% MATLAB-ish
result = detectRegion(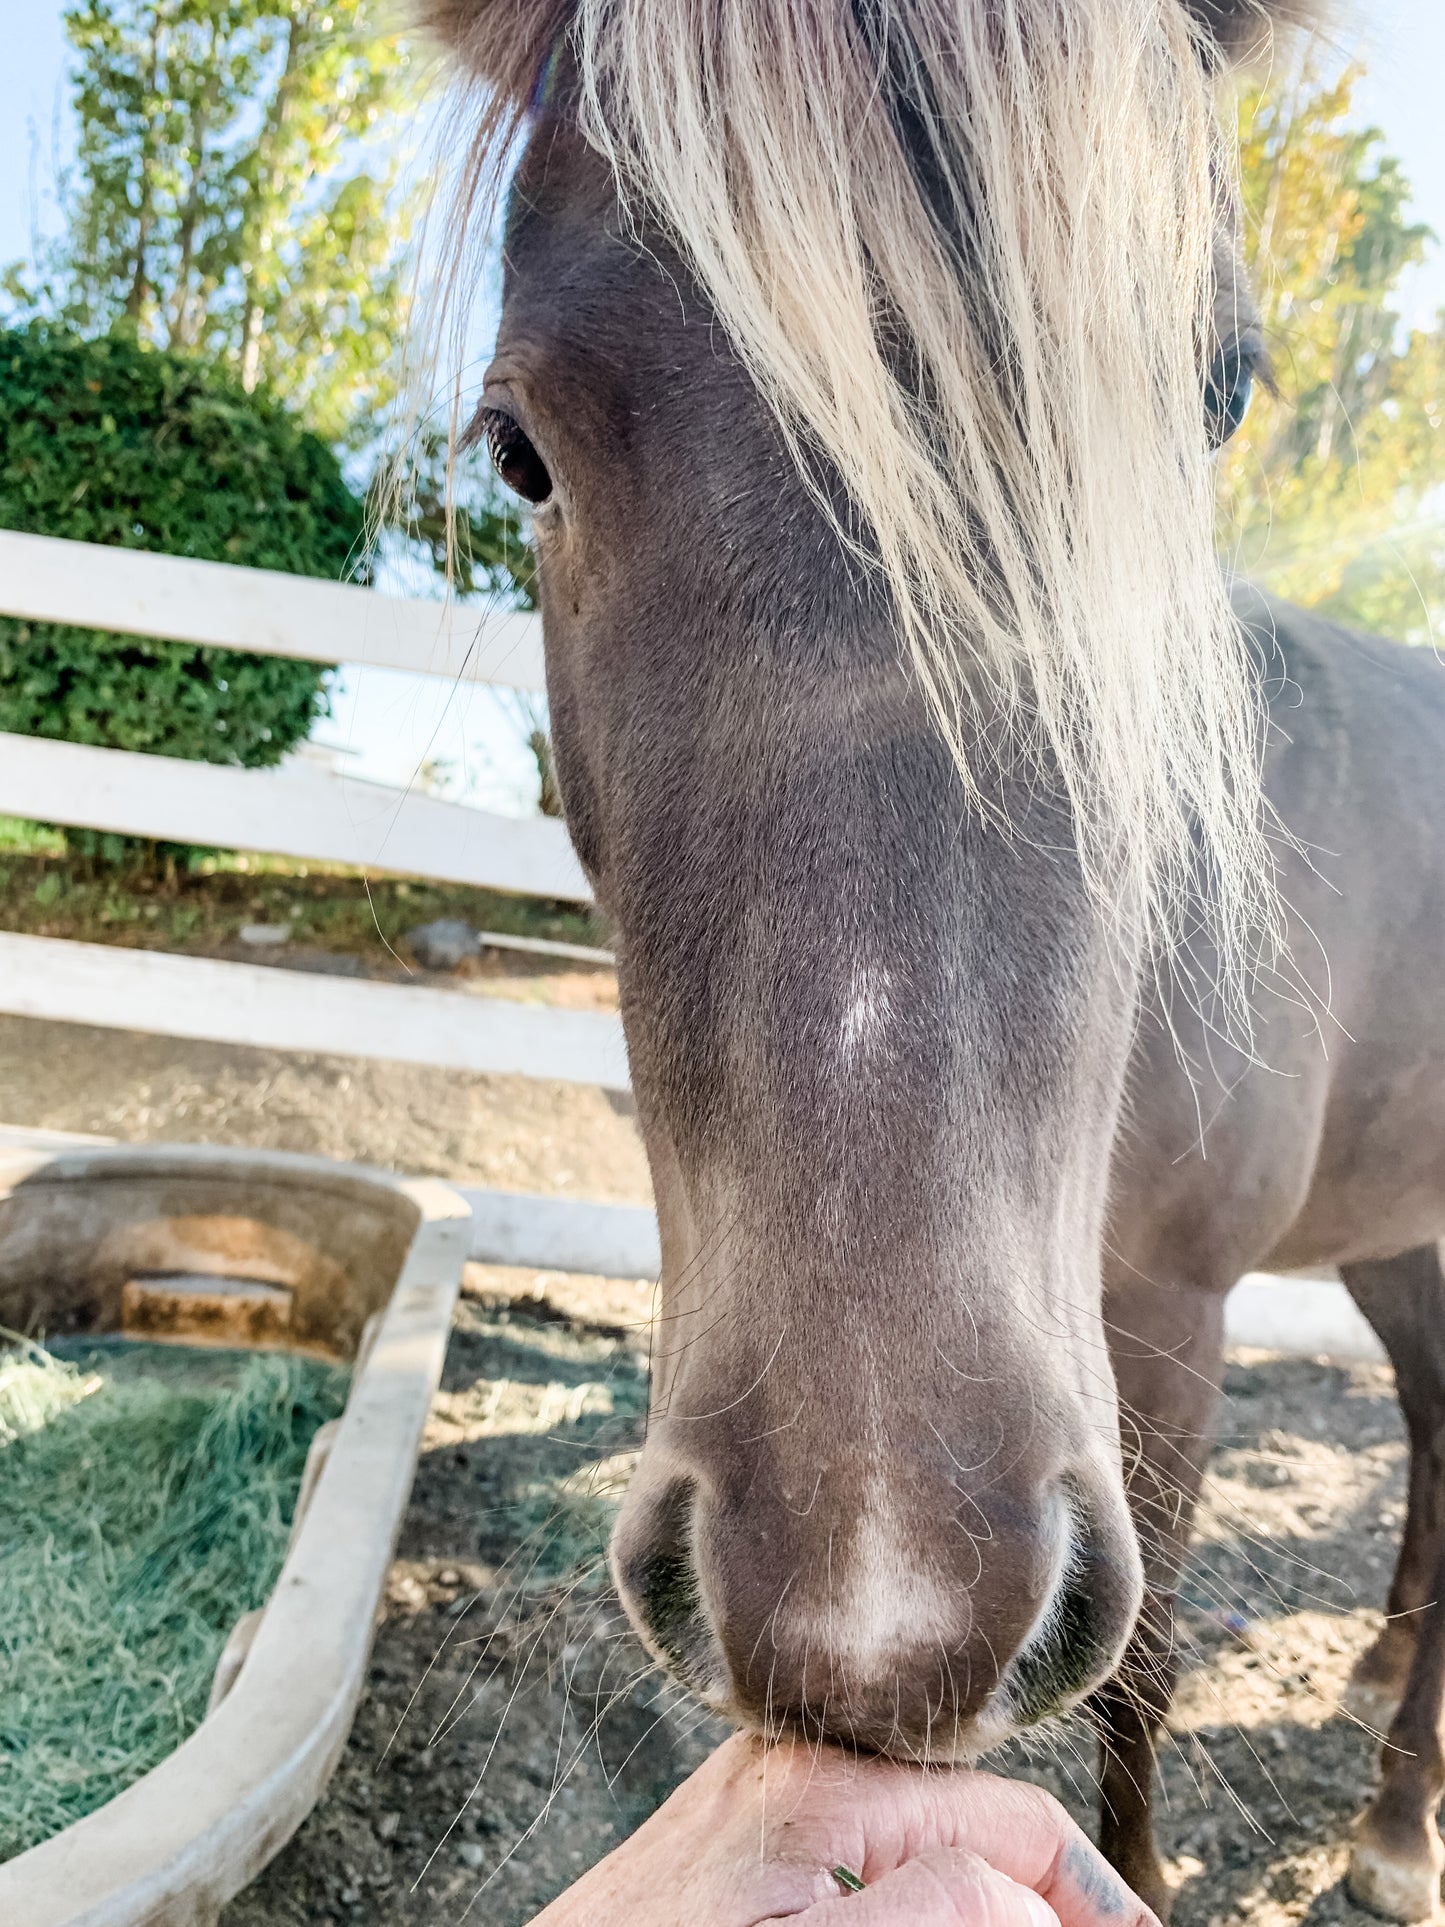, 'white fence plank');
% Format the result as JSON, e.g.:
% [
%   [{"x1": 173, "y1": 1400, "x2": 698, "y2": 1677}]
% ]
[
  {"x1": 1225, "y1": 1273, "x2": 1384, "y2": 1363},
  {"x1": 0, "y1": 530, "x2": 546, "y2": 689},
  {"x1": 460, "y1": 1186, "x2": 661, "y2": 1278},
  {"x1": 0, "y1": 934, "x2": 630, "y2": 1090},
  {"x1": 0, "y1": 731, "x2": 591, "y2": 901}
]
